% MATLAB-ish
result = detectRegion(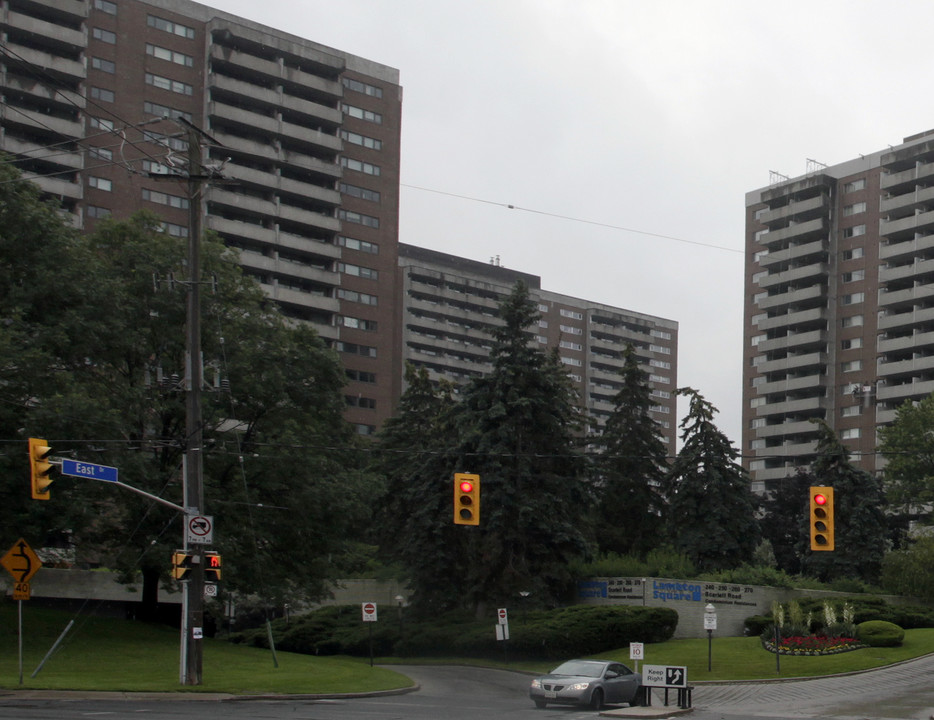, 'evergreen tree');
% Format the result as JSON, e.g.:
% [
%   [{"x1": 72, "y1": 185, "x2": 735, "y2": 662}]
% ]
[
  {"x1": 758, "y1": 468, "x2": 812, "y2": 575},
  {"x1": 591, "y1": 344, "x2": 668, "y2": 556},
  {"x1": 802, "y1": 420, "x2": 887, "y2": 583},
  {"x1": 372, "y1": 363, "x2": 461, "y2": 612},
  {"x1": 666, "y1": 388, "x2": 758, "y2": 571},
  {"x1": 450, "y1": 281, "x2": 592, "y2": 611}
]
